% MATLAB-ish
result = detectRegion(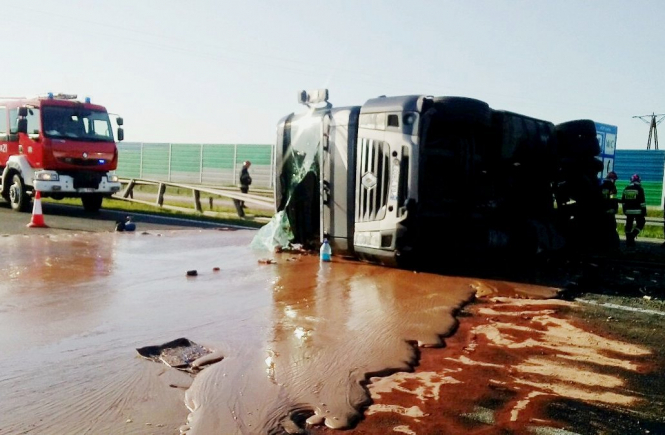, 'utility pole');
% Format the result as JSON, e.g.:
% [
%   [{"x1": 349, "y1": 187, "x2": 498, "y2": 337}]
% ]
[{"x1": 633, "y1": 113, "x2": 665, "y2": 150}]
